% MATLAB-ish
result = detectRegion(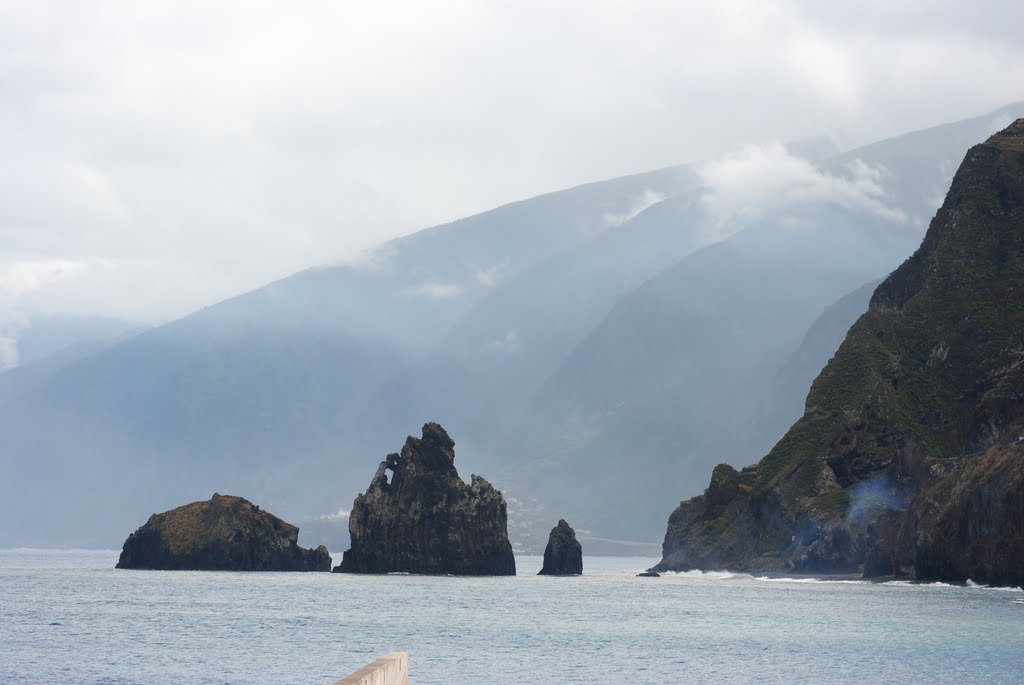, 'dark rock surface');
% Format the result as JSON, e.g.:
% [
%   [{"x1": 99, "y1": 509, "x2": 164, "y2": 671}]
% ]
[
  {"x1": 654, "y1": 120, "x2": 1024, "y2": 587},
  {"x1": 334, "y1": 423, "x2": 516, "y2": 575},
  {"x1": 116, "y1": 493, "x2": 331, "y2": 571},
  {"x1": 538, "y1": 519, "x2": 583, "y2": 575}
]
